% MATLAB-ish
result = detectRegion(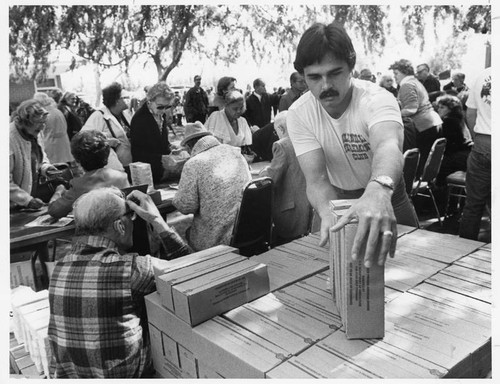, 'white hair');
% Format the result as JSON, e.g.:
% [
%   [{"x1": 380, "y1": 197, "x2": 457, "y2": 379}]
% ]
[
  {"x1": 274, "y1": 111, "x2": 288, "y2": 139},
  {"x1": 33, "y1": 92, "x2": 56, "y2": 108},
  {"x1": 73, "y1": 187, "x2": 125, "y2": 236}
]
